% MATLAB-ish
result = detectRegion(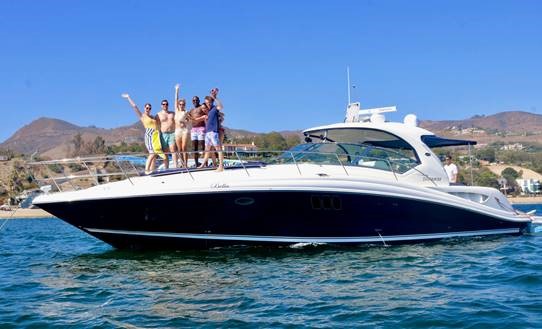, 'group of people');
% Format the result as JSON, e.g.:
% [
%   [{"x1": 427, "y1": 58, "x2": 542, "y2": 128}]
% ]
[{"x1": 122, "y1": 84, "x2": 225, "y2": 174}]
